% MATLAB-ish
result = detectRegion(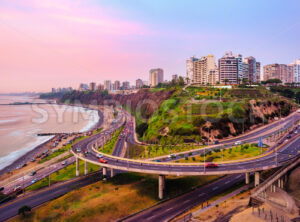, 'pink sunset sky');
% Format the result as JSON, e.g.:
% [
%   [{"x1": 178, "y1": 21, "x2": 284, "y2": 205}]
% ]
[{"x1": 1, "y1": 0, "x2": 299, "y2": 93}]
